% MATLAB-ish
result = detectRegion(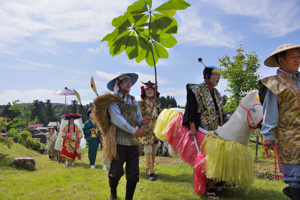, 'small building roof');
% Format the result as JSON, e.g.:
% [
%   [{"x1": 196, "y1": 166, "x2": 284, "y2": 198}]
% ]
[
  {"x1": 47, "y1": 122, "x2": 60, "y2": 127},
  {"x1": 28, "y1": 124, "x2": 44, "y2": 128}
]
